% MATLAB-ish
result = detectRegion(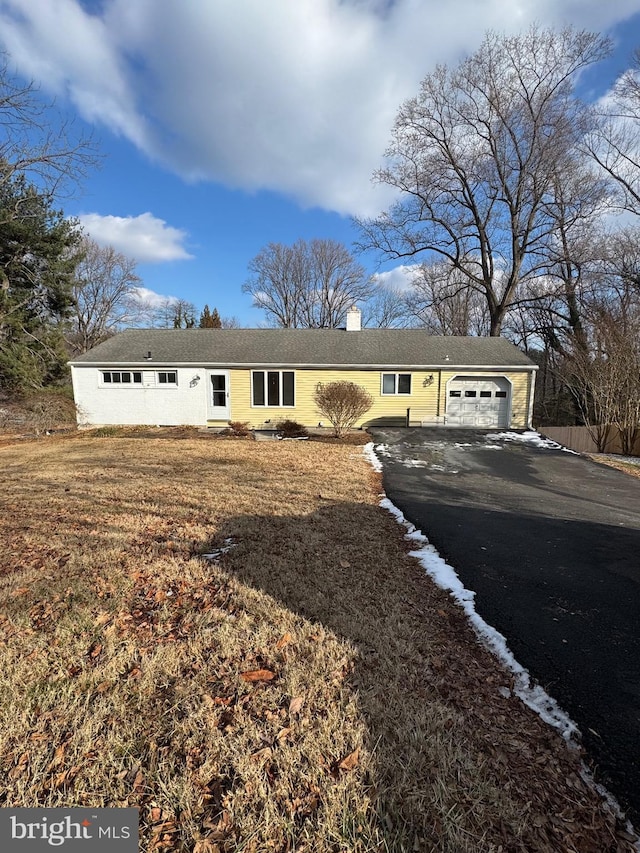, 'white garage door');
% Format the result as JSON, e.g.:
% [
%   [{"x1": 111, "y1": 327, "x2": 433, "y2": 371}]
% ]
[{"x1": 446, "y1": 376, "x2": 510, "y2": 427}]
